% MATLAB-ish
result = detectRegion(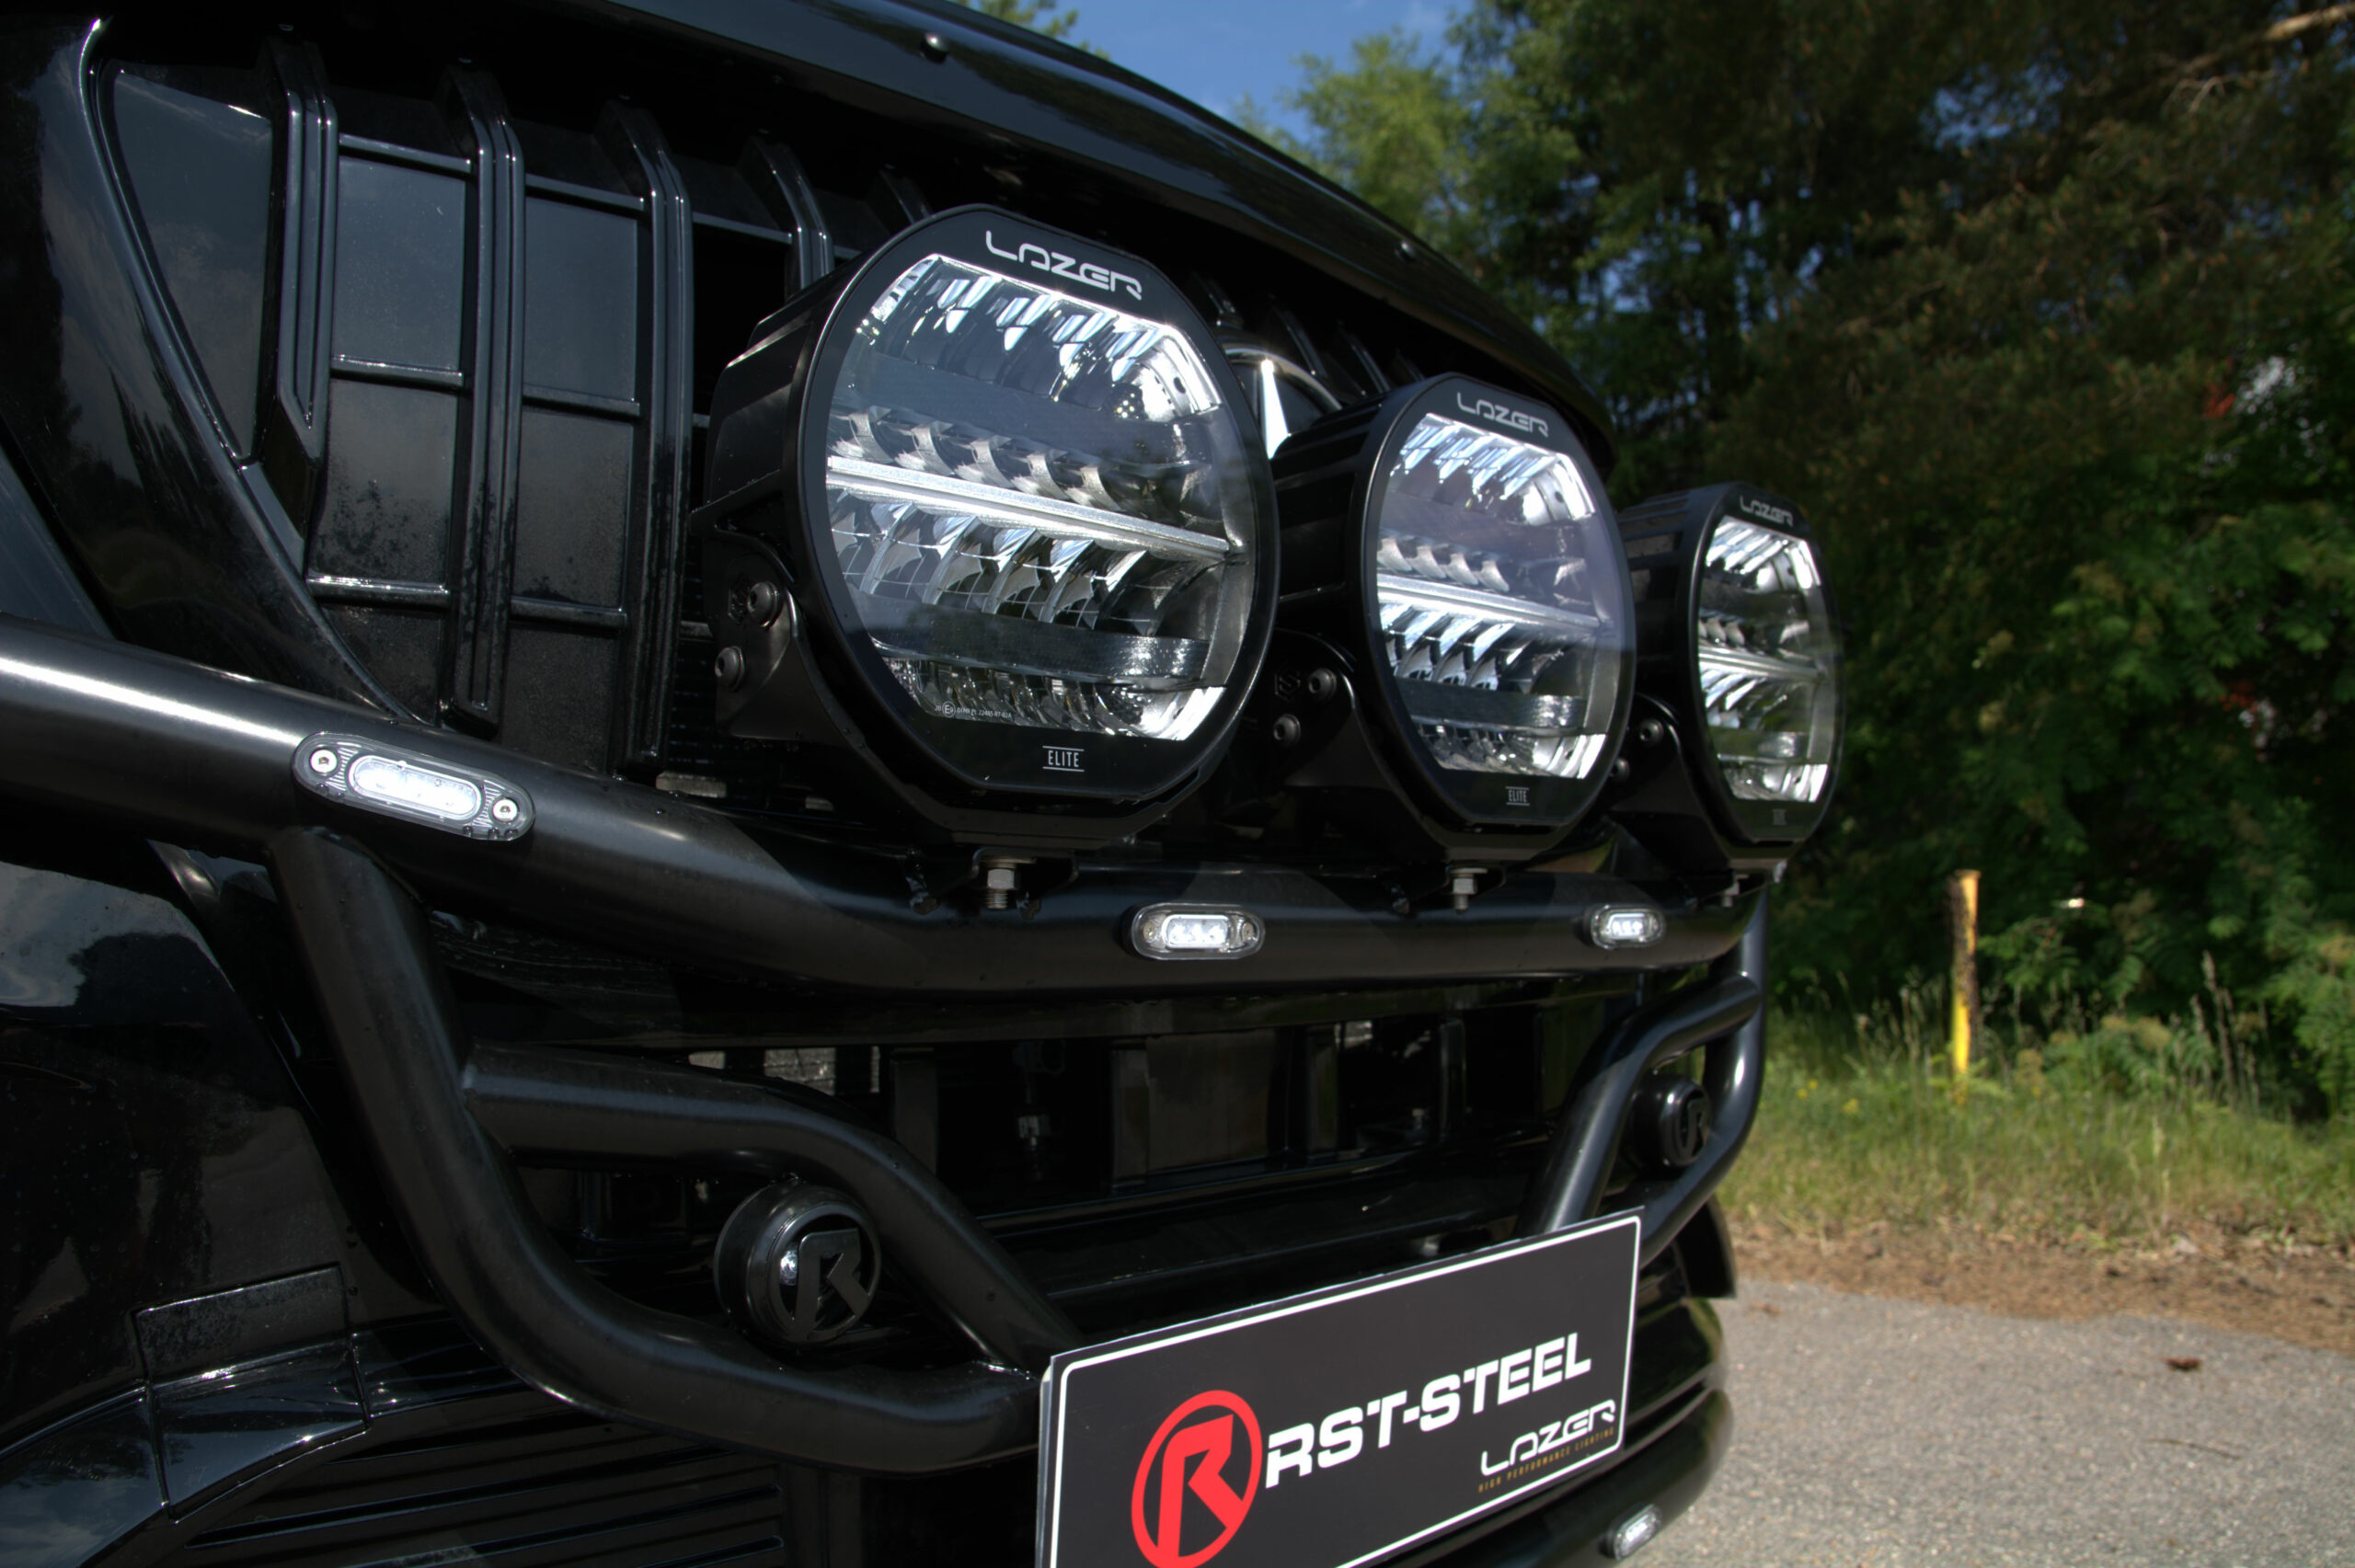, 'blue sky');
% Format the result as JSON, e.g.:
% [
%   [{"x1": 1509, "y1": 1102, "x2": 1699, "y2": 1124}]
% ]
[{"x1": 1066, "y1": 1, "x2": 1458, "y2": 141}]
